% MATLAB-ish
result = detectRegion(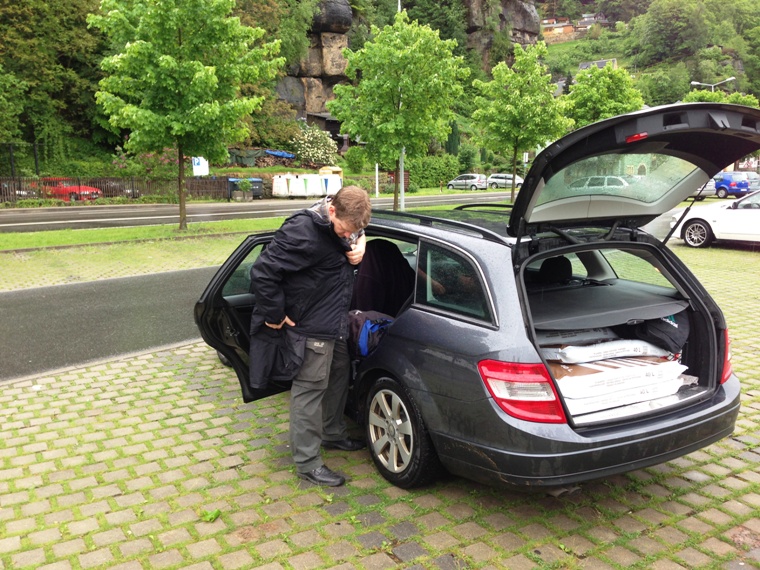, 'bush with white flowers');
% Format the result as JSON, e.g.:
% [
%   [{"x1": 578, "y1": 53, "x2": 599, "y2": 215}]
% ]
[{"x1": 291, "y1": 123, "x2": 338, "y2": 166}]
